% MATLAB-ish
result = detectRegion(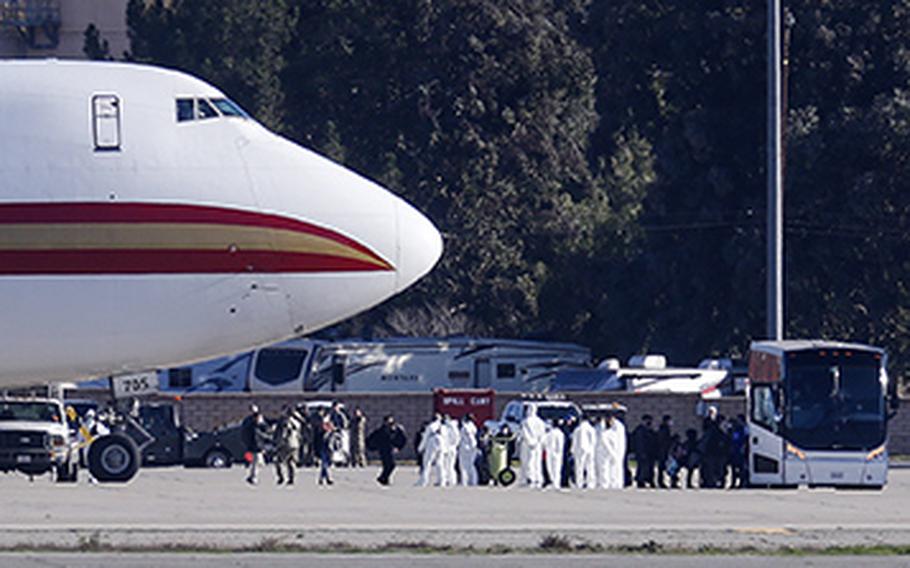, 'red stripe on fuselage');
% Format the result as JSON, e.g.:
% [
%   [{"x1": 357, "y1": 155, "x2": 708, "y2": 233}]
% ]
[
  {"x1": 0, "y1": 250, "x2": 385, "y2": 275},
  {"x1": 0, "y1": 202, "x2": 393, "y2": 274},
  {"x1": 0, "y1": 202, "x2": 381, "y2": 263}
]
